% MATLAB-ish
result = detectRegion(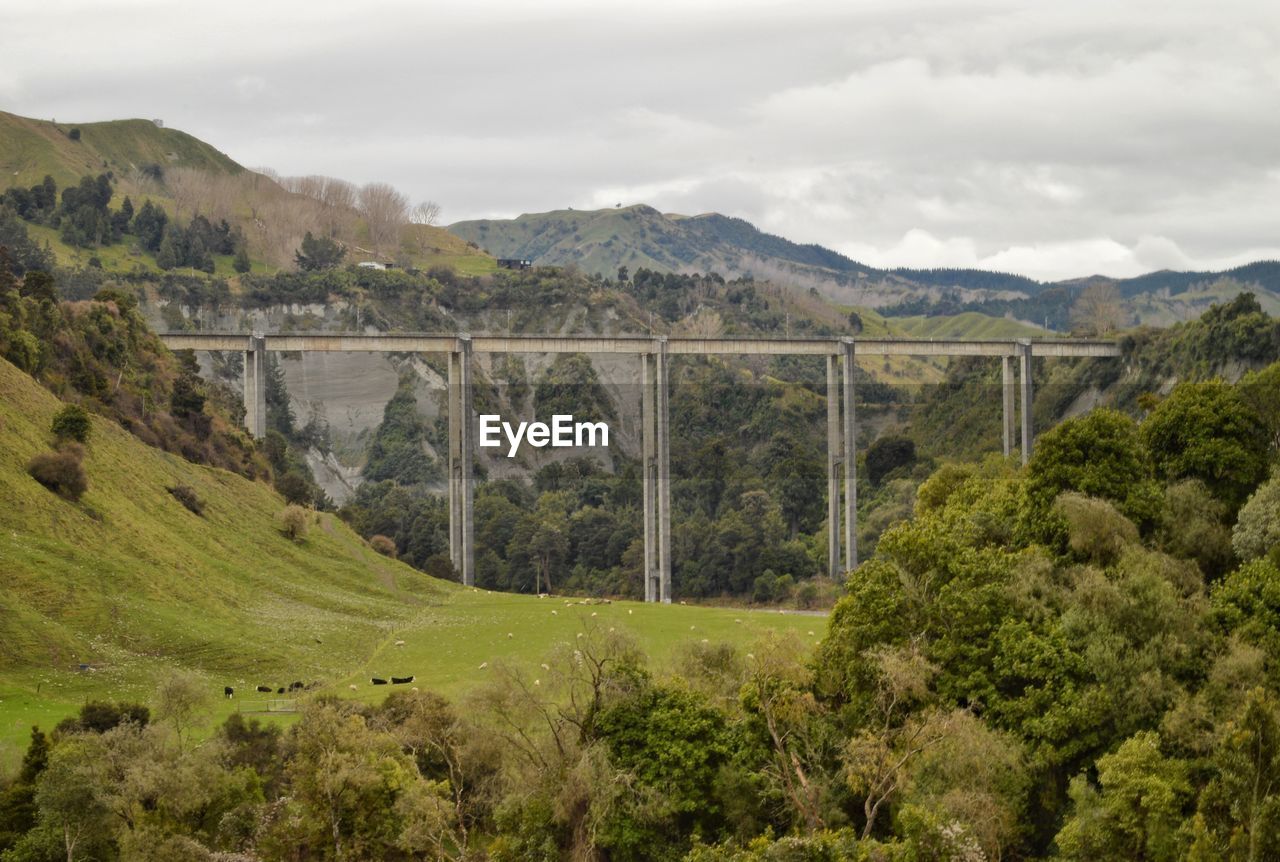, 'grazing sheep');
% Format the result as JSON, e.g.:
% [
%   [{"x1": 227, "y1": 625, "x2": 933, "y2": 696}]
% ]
[
  {"x1": 395, "y1": 640, "x2": 406, "y2": 646},
  {"x1": 627, "y1": 609, "x2": 633, "y2": 615},
  {"x1": 348, "y1": 684, "x2": 358, "y2": 691},
  {"x1": 551, "y1": 610, "x2": 558, "y2": 615},
  {"x1": 224, "y1": 686, "x2": 234, "y2": 698},
  {"x1": 256, "y1": 685, "x2": 272, "y2": 693},
  {"x1": 590, "y1": 612, "x2": 597, "y2": 617},
  {"x1": 391, "y1": 676, "x2": 414, "y2": 685},
  {"x1": 479, "y1": 662, "x2": 488, "y2": 669},
  {"x1": 507, "y1": 632, "x2": 513, "y2": 638},
  {"x1": 371, "y1": 678, "x2": 388, "y2": 685}
]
